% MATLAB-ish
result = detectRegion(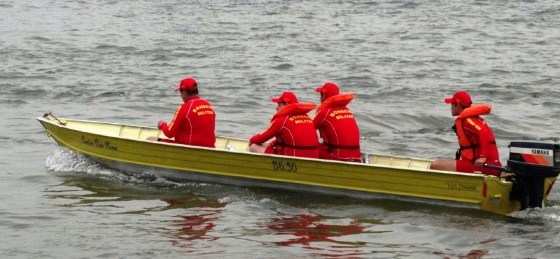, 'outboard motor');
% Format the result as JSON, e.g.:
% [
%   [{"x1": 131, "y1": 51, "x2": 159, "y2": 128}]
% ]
[{"x1": 507, "y1": 141, "x2": 560, "y2": 210}]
